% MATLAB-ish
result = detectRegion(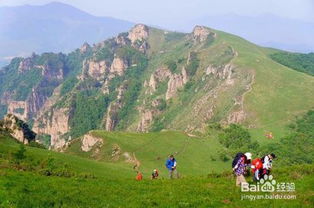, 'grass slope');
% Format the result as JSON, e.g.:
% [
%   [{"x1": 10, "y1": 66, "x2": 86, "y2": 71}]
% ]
[
  {"x1": 66, "y1": 131, "x2": 229, "y2": 177},
  {"x1": 0, "y1": 134, "x2": 313, "y2": 207},
  {"x1": 214, "y1": 30, "x2": 314, "y2": 140}
]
